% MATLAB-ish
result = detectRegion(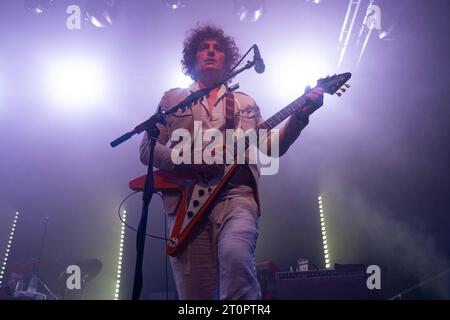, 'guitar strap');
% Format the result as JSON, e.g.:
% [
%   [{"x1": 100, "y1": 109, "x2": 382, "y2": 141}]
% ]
[{"x1": 225, "y1": 90, "x2": 235, "y2": 130}]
